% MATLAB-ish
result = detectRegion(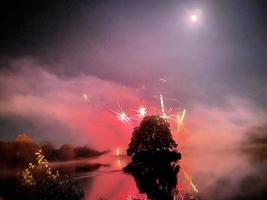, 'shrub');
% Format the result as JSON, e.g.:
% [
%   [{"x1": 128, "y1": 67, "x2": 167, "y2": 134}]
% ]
[{"x1": 17, "y1": 150, "x2": 84, "y2": 200}]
